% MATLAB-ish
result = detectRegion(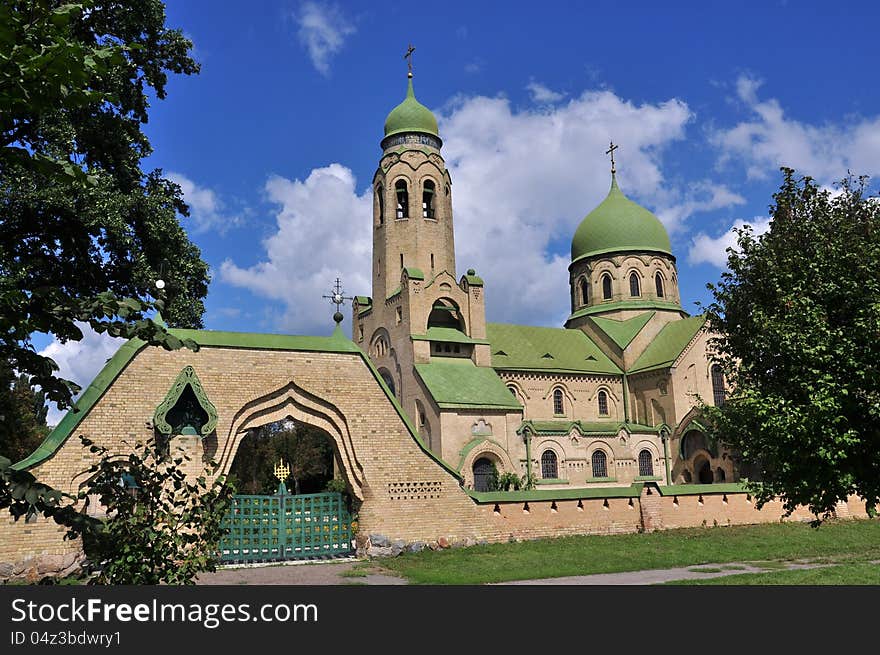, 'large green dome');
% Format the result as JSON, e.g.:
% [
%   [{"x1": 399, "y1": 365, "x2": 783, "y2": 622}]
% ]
[
  {"x1": 384, "y1": 77, "x2": 439, "y2": 138},
  {"x1": 571, "y1": 175, "x2": 672, "y2": 263}
]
